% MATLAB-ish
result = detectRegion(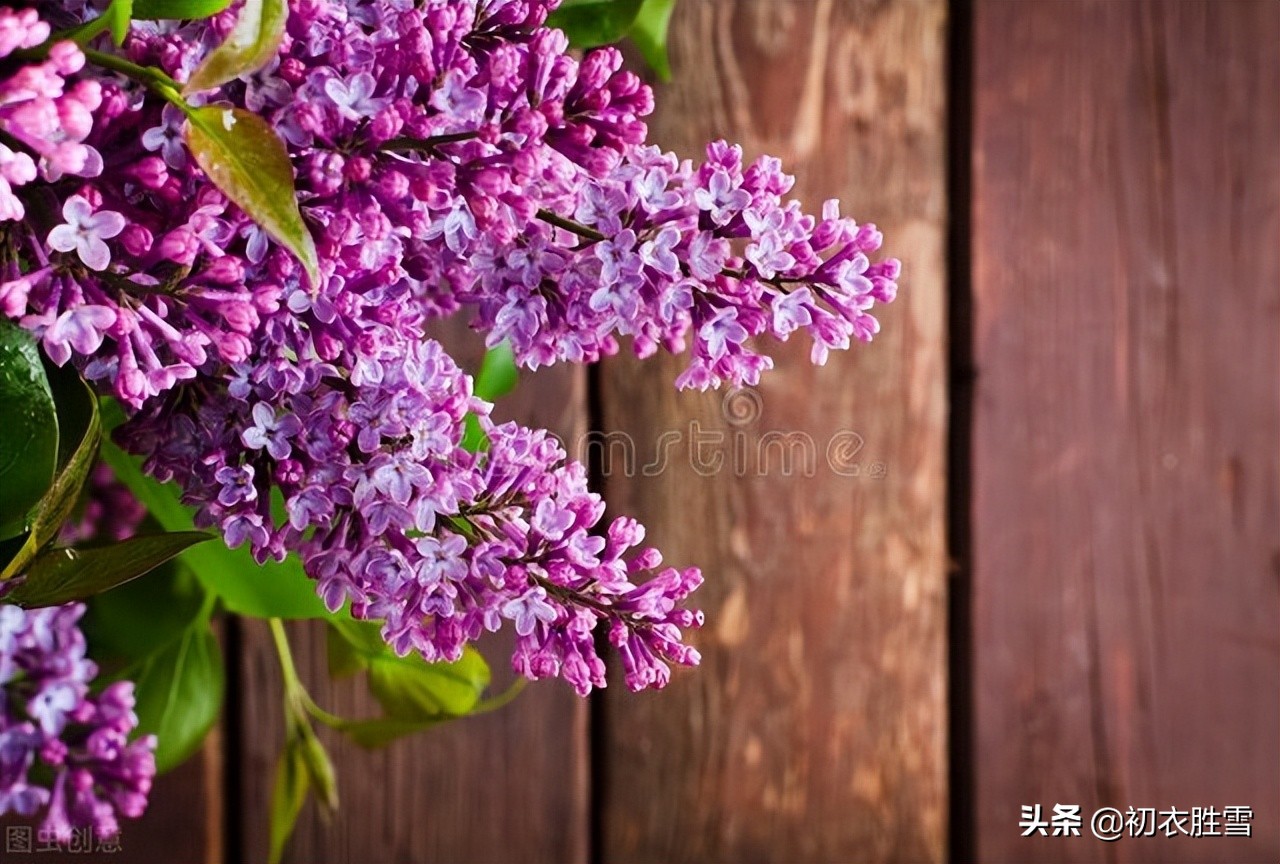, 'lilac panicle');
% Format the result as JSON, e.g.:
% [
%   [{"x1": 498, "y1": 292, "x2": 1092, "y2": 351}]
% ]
[
  {"x1": 0, "y1": 604, "x2": 156, "y2": 841},
  {"x1": 0, "y1": 0, "x2": 902, "y2": 695}
]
